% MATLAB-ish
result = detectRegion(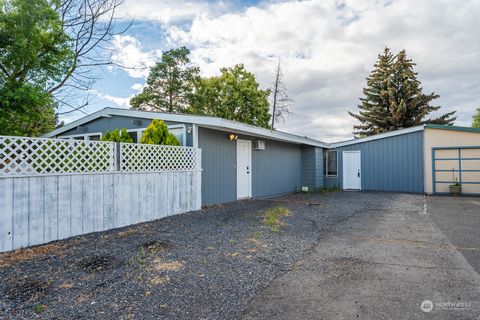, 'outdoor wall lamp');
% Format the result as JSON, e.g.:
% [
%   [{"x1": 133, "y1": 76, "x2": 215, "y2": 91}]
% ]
[{"x1": 228, "y1": 134, "x2": 238, "y2": 141}]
